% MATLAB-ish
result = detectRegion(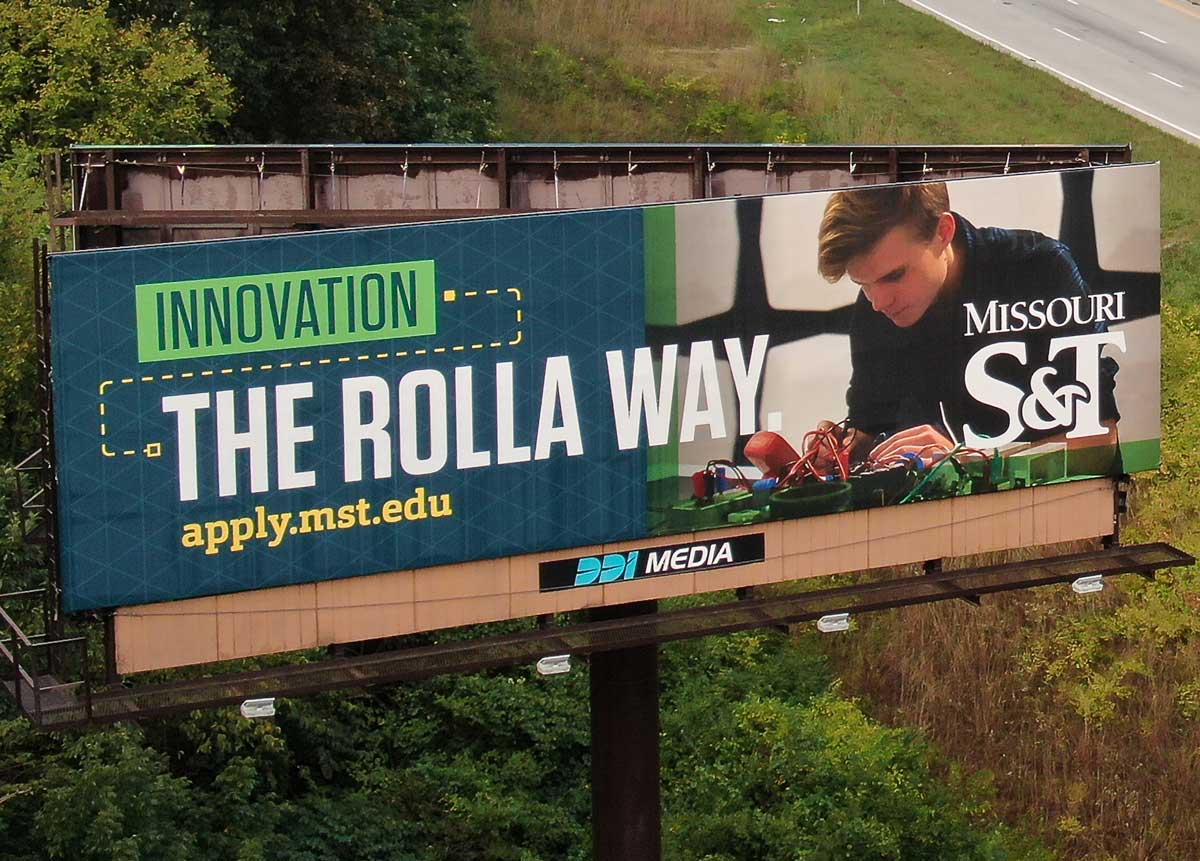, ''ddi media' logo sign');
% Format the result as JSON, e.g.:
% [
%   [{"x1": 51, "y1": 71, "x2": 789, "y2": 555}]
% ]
[
  {"x1": 539, "y1": 534, "x2": 766, "y2": 591},
  {"x1": 48, "y1": 163, "x2": 1160, "y2": 612}
]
